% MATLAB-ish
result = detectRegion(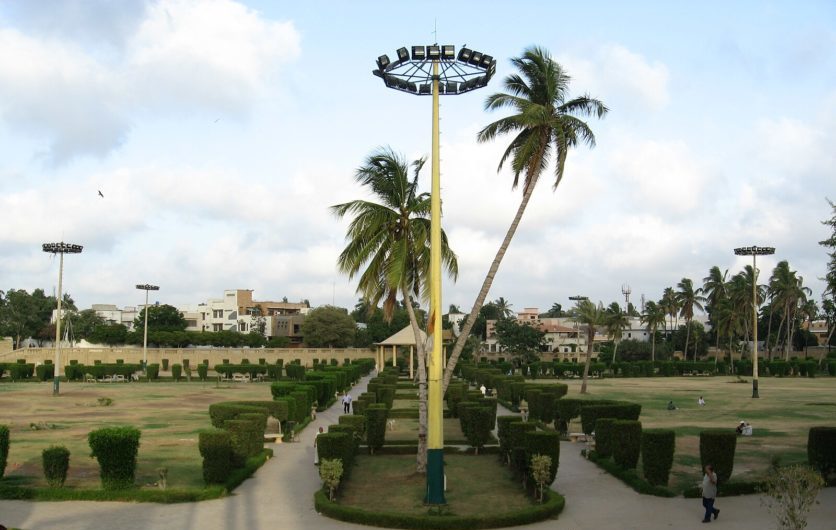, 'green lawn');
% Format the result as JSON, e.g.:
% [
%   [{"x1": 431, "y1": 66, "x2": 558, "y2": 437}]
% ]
[
  {"x1": 0, "y1": 380, "x2": 278, "y2": 489},
  {"x1": 533, "y1": 376, "x2": 836, "y2": 490}
]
